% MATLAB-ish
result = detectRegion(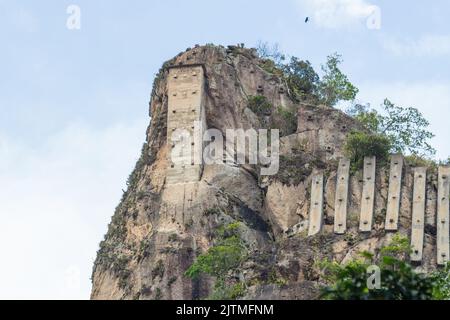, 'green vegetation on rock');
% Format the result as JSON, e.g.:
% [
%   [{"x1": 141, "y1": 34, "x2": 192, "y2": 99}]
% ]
[
  {"x1": 247, "y1": 95, "x2": 273, "y2": 117},
  {"x1": 318, "y1": 235, "x2": 450, "y2": 300},
  {"x1": 246, "y1": 95, "x2": 297, "y2": 136},
  {"x1": 257, "y1": 42, "x2": 440, "y2": 168},
  {"x1": 185, "y1": 222, "x2": 247, "y2": 300},
  {"x1": 257, "y1": 43, "x2": 358, "y2": 106},
  {"x1": 344, "y1": 131, "x2": 392, "y2": 172},
  {"x1": 347, "y1": 100, "x2": 435, "y2": 157},
  {"x1": 345, "y1": 99, "x2": 436, "y2": 170}
]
